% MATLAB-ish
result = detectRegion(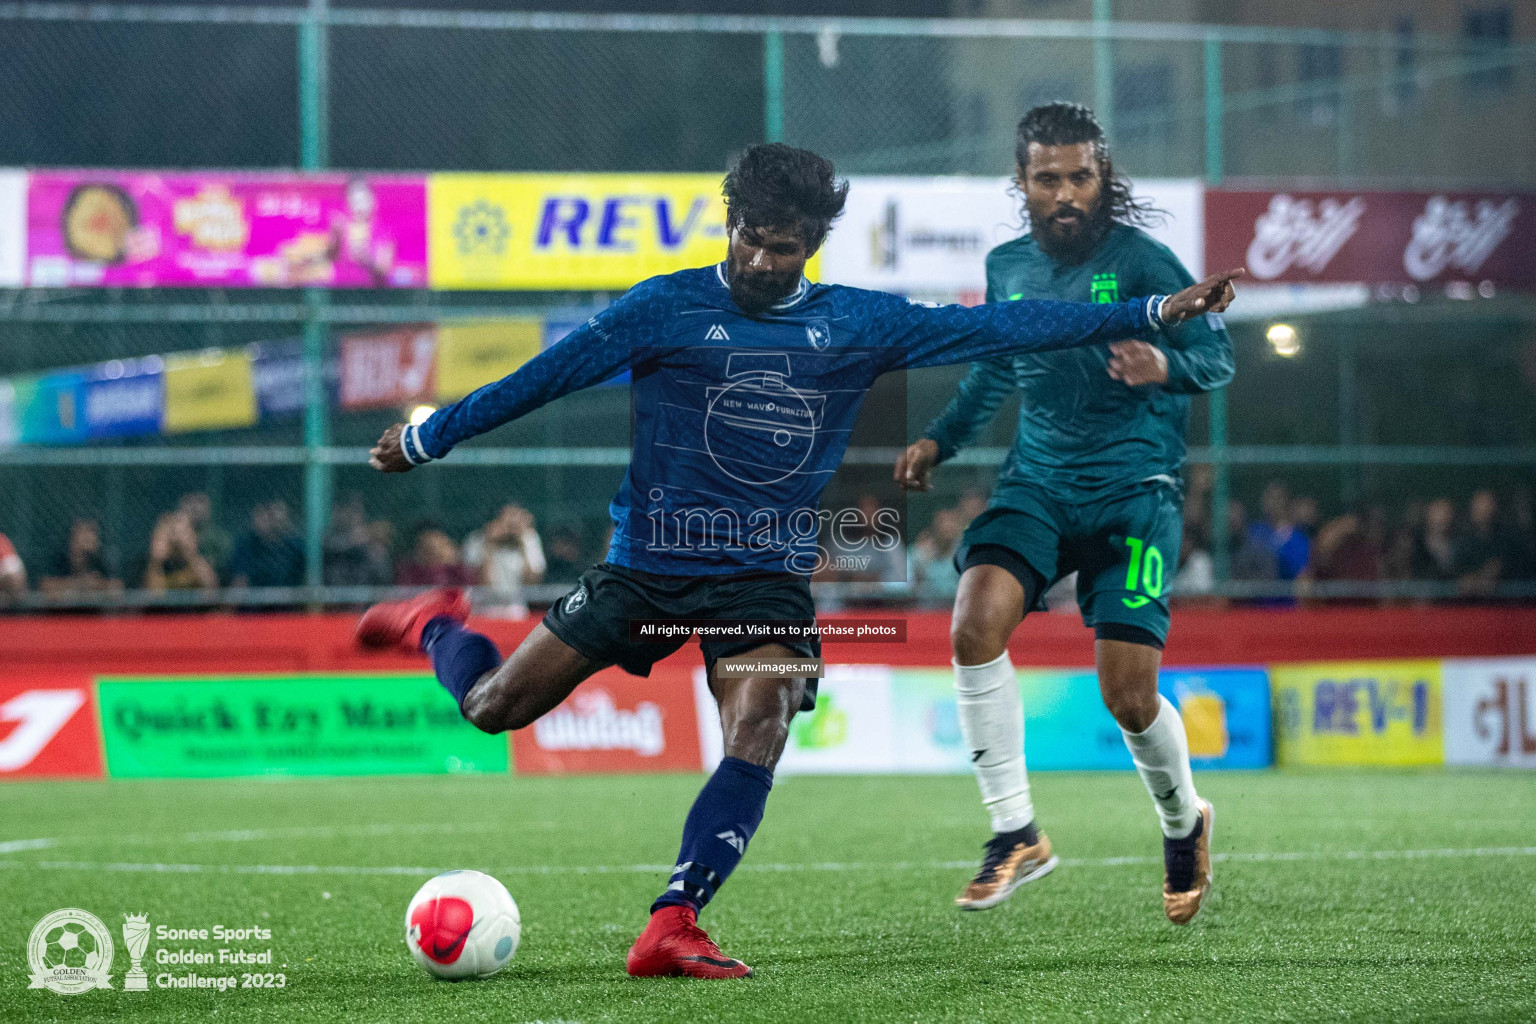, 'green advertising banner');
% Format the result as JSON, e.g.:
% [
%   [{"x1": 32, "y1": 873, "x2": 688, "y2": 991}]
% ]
[{"x1": 96, "y1": 675, "x2": 507, "y2": 778}]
